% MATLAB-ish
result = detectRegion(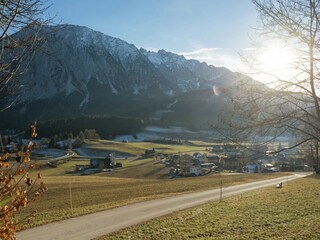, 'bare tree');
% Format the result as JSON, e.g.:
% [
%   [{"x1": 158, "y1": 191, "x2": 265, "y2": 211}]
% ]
[
  {"x1": 216, "y1": 0, "x2": 320, "y2": 173},
  {"x1": 0, "y1": 0, "x2": 52, "y2": 111},
  {"x1": 0, "y1": 1, "x2": 51, "y2": 238}
]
